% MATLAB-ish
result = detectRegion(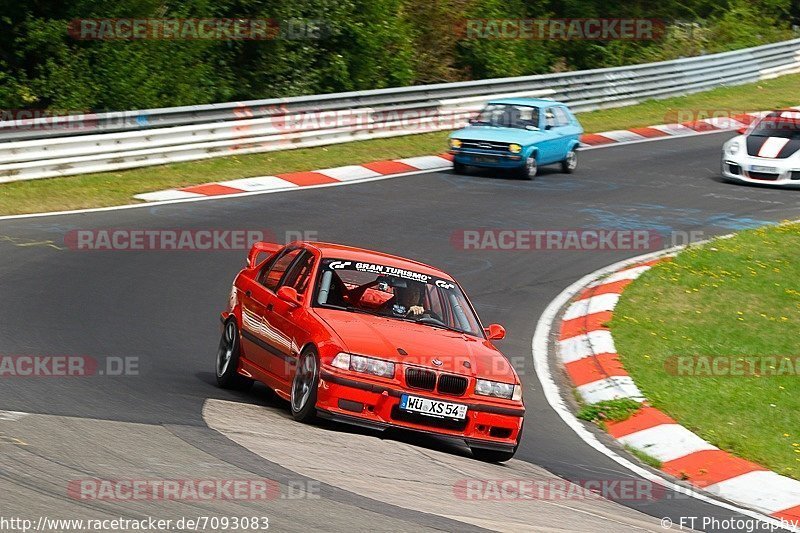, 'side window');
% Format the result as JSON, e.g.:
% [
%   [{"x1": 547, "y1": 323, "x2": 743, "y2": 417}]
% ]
[
  {"x1": 258, "y1": 248, "x2": 301, "y2": 292},
  {"x1": 544, "y1": 108, "x2": 557, "y2": 129},
  {"x1": 553, "y1": 107, "x2": 571, "y2": 127},
  {"x1": 281, "y1": 251, "x2": 316, "y2": 294}
]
